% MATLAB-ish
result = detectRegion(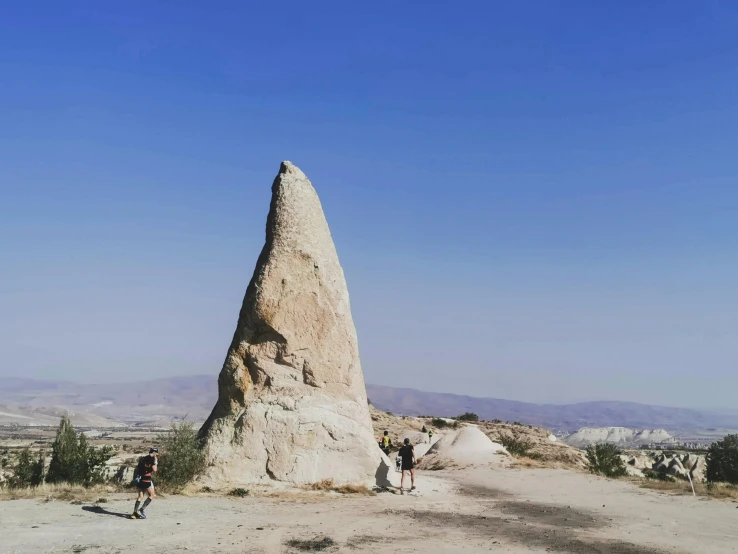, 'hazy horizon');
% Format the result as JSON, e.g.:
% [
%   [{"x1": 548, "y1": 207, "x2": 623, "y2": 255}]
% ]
[{"x1": 3, "y1": 3, "x2": 738, "y2": 410}]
